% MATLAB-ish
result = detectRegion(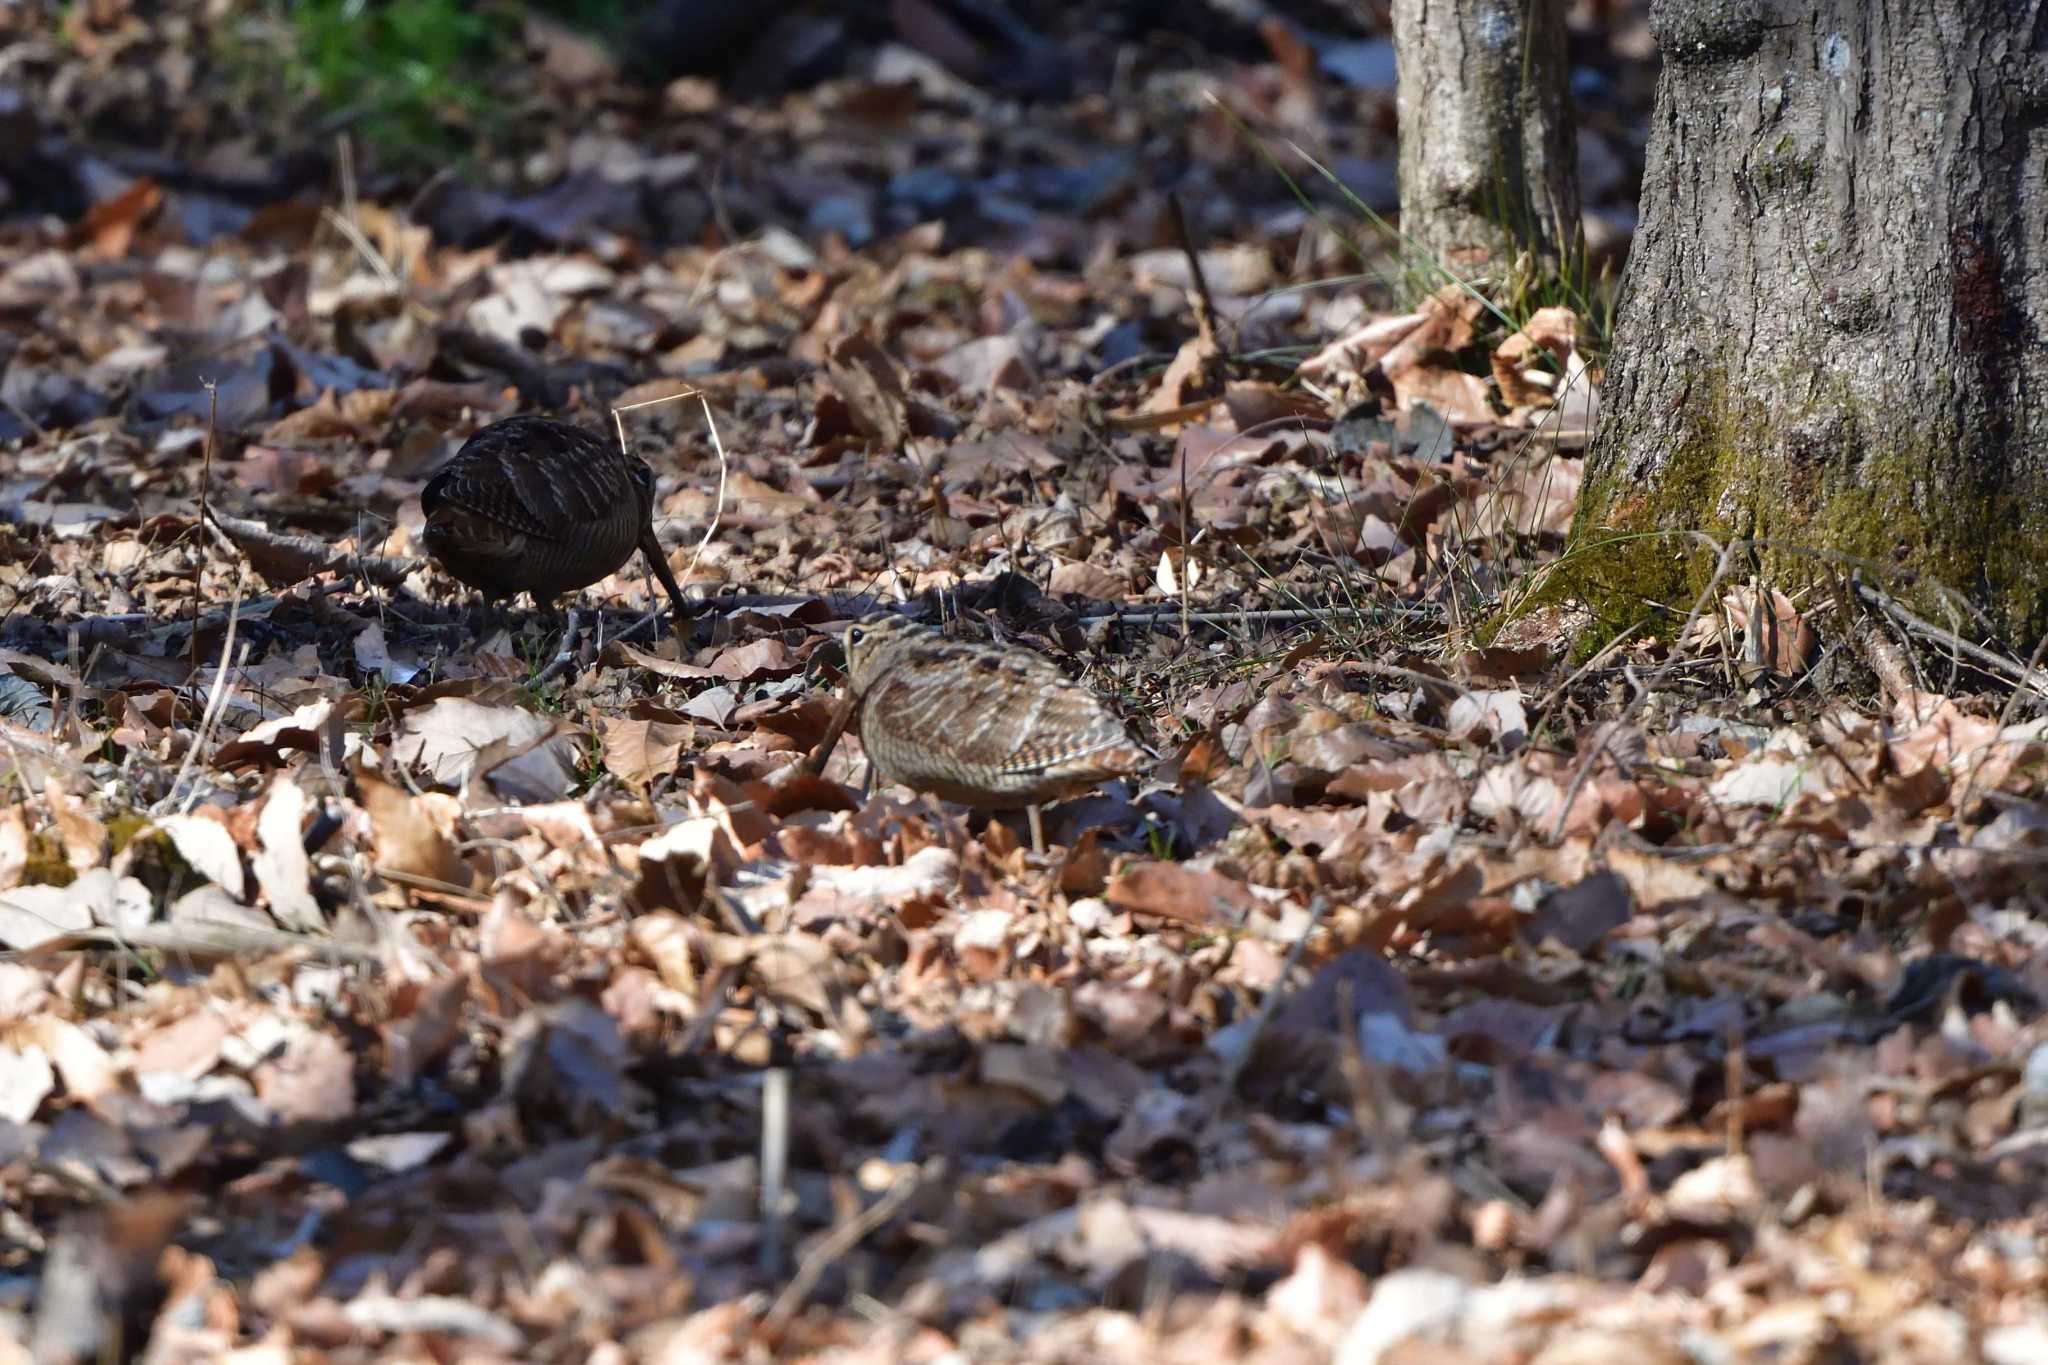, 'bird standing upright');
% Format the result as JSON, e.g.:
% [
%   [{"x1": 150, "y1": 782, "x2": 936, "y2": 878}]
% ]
[
  {"x1": 420, "y1": 415, "x2": 693, "y2": 645},
  {"x1": 839, "y1": 614, "x2": 1153, "y2": 853}
]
